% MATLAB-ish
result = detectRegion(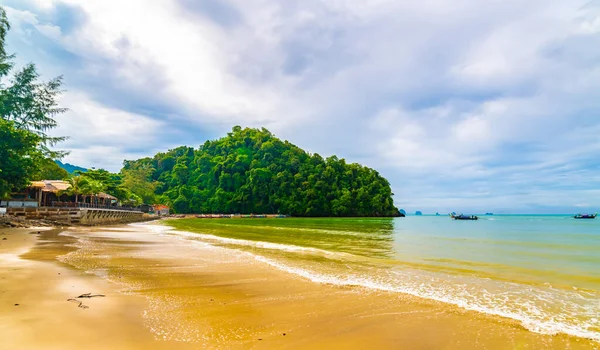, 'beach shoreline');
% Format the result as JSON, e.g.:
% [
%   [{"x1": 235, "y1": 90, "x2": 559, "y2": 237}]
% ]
[{"x1": 0, "y1": 223, "x2": 596, "y2": 349}]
